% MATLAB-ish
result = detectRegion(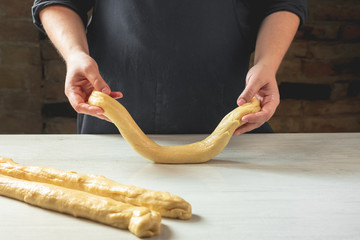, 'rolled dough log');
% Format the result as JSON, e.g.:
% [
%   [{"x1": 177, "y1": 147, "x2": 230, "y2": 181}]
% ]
[
  {"x1": 88, "y1": 91, "x2": 261, "y2": 163},
  {"x1": 0, "y1": 174, "x2": 161, "y2": 238},
  {"x1": 0, "y1": 157, "x2": 191, "y2": 220}
]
